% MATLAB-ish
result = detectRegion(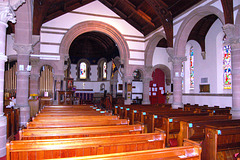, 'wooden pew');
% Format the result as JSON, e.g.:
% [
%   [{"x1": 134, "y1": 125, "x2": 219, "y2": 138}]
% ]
[
  {"x1": 6, "y1": 133, "x2": 165, "y2": 160},
  {"x1": 4, "y1": 108, "x2": 20, "y2": 141},
  {"x1": 202, "y1": 121, "x2": 240, "y2": 160},
  {"x1": 146, "y1": 111, "x2": 210, "y2": 134},
  {"x1": 178, "y1": 119, "x2": 240, "y2": 147},
  {"x1": 45, "y1": 139, "x2": 201, "y2": 160},
  {"x1": 26, "y1": 119, "x2": 129, "y2": 129},
  {"x1": 36, "y1": 111, "x2": 112, "y2": 116},
  {"x1": 160, "y1": 114, "x2": 232, "y2": 146},
  {"x1": 32, "y1": 115, "x2": 119, "y2": 122},
  {"x1": 19, "y1": 124, "x2": 144, "y2": 140}
]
